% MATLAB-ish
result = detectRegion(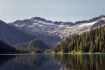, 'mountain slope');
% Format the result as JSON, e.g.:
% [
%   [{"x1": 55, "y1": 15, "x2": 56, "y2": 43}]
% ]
[
  {"x1": 56, "y1": 15, "x2": 105, "y2": 38},
  {"x1": 9, "y1": 17, "x2": 72, "y2": 46},
  {"x1": 0, "y1": 20, "x2": 49, "y2": 52},
  {"x1": 92, "y1": 20, "x2": 105, "y2": 29},
  {"x1": 0, "y1": 20, "x2": 36, "y2": 45},
  {"x1": 53, "y1": 25, "x2": 105, "y2": 53},
  {"x1": 9, "y1": 15, "x2": 105, "y2": 46}
]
